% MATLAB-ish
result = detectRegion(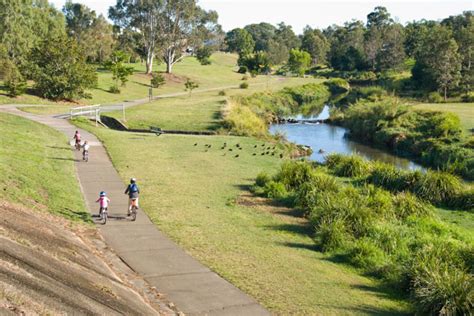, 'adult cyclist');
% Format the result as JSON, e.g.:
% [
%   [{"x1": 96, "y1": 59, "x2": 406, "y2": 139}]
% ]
[{"x1": 125, "y1": 178, "x2": 140, "y2": 216}]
